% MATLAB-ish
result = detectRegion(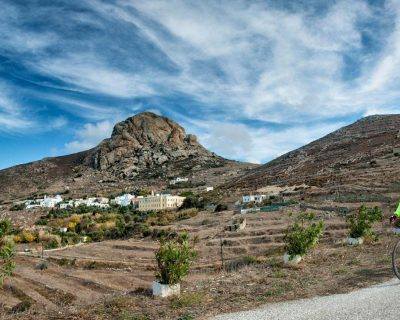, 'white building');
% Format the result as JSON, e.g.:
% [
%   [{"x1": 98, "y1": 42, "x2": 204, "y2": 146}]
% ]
[
  {"x1": 138, "y1": 195, "x2": 185, "y2": 211},
  {"x1": 26, "y1": 203, "x2": 41, "y2": 210},
  {"x1": 242, "y1": 194, "x2": 267, "y2": 204},
  {"x1": 169, "y1": 177, "x2": 189, "y2": 185},
  {"x1": 114, "y1": 194, "x2": 135, "y2": 207},
  {"x1": 74, "y1": 197, "x2": 110, "y2": 208},
  {"x1": 60, "y1": 200, "x2": 74, "y2": 209},
  {"x1": 205, "y1": 186, "x2": 214, "y2": 192},
  {"x1": 40, "y1": 195, "x2": 63, "y2": 208}
]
